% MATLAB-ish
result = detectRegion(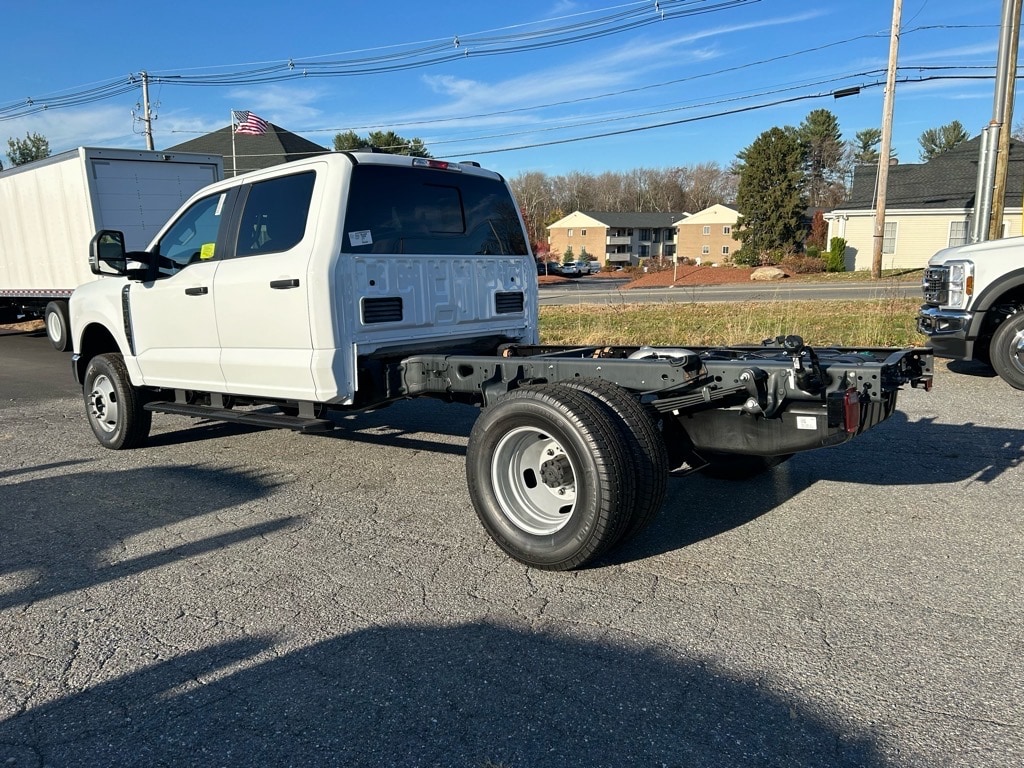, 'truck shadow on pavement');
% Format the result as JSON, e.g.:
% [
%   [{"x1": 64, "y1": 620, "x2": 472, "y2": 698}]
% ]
[
  {"x1": 0, "y1": 463, "x2": 294, "y2": 612},
  {"x1": 0, "y1": 623, "x2": 892, "y2": 768},
  {"x1": 614, "y1": 409, "x2": 1024, "y2": 564}
]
